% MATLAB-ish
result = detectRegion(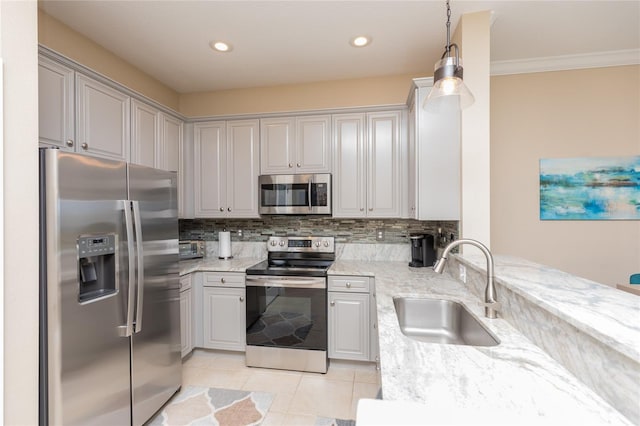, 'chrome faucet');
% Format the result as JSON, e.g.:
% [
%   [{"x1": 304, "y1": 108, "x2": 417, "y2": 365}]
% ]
[{"x1": 433, "y1": 239, "x2": 500, "y2": 319}]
